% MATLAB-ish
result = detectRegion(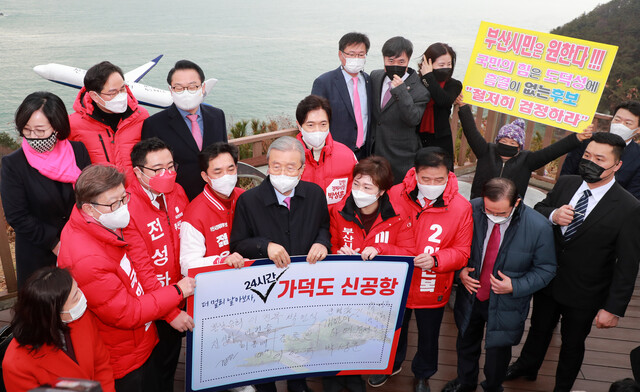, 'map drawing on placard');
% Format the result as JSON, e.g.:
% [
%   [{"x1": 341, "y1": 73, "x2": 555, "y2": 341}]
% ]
[{"x1": 188, "y1": 257, "x2": 411, "y2": 391}]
